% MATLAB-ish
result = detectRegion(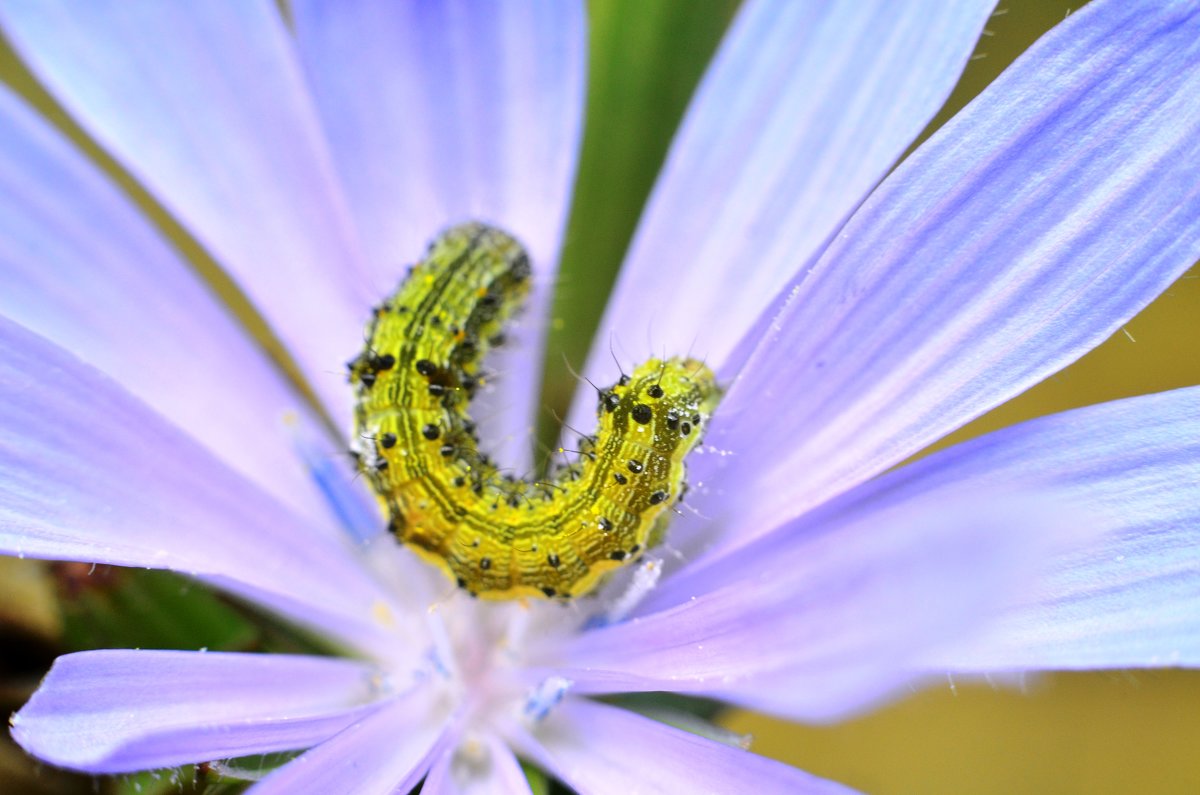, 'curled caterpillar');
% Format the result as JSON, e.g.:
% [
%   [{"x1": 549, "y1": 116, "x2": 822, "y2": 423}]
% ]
[{"x1": 349, "y1": 223, "x2": 719, "y2": 600}]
